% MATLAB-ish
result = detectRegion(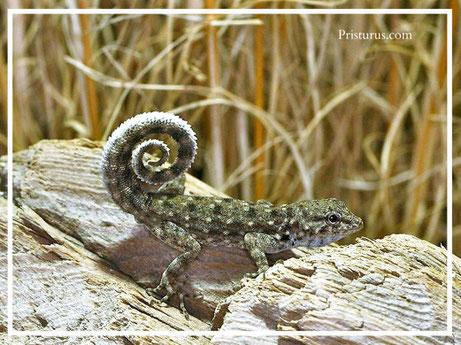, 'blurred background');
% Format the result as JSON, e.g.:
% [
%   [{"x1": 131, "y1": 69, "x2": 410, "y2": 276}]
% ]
[{"x1": 0, "y1": 1, "x2": 458, "y2": 255}]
